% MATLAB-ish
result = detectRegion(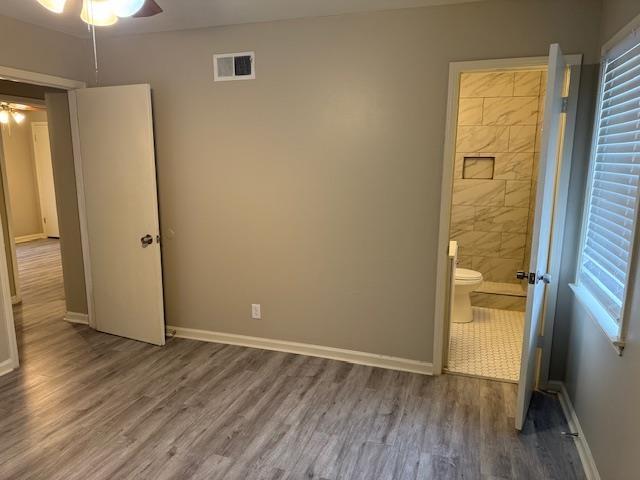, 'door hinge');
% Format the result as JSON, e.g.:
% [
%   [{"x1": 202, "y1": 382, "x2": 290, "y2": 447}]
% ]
[{"x1": 561, "y1": 96, "x2": 569, "y2": 113}]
